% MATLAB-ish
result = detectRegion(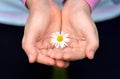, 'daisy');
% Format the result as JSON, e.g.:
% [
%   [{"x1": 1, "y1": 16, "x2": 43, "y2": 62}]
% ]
[{"x1": 51, "y1": 32, "x2": 70, "y2": 48}]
